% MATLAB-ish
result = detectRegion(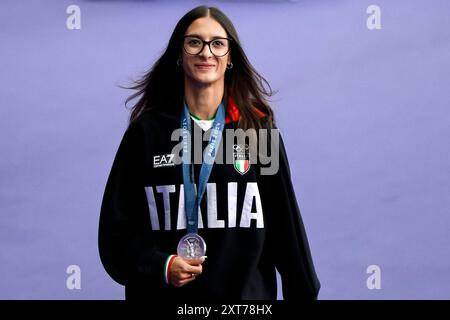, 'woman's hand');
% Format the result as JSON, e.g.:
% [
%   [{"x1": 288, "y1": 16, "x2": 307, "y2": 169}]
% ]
[{"x1": 169, "y1": 256, "x2": 205, "y2": 287}]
